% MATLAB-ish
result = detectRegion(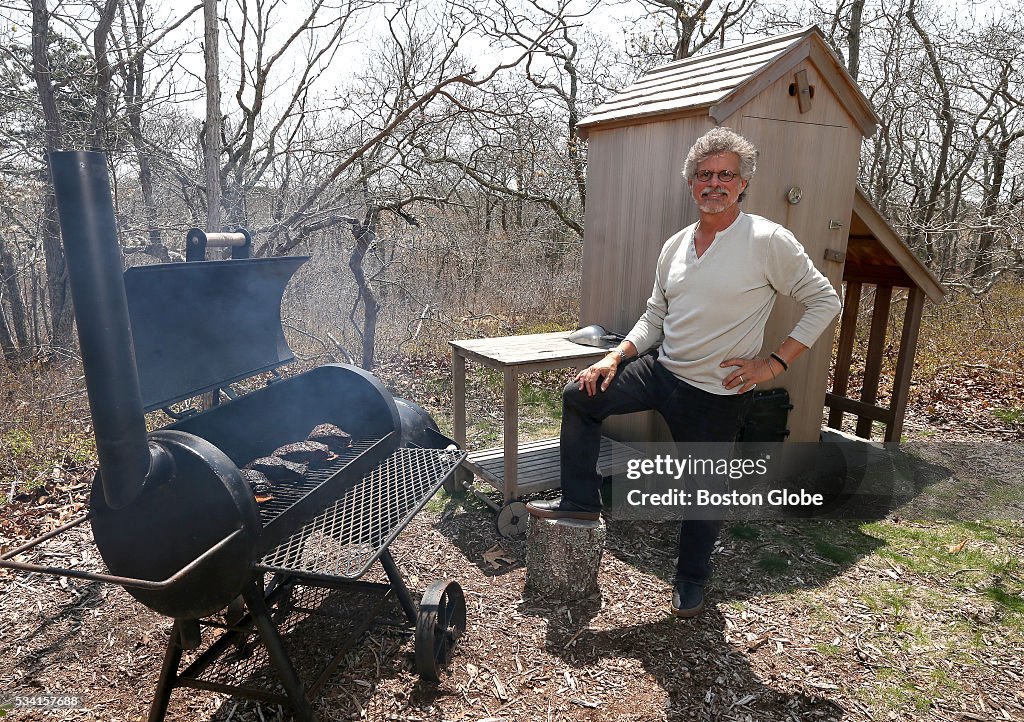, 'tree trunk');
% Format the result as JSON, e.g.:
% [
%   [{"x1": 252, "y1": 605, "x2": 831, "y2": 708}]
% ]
[
  {"x1": 204, "y1": 0, "x2": 222, "y2": 232},
  {"x1": 0, "y1": 238, "x2": 30, "y2": 360},
  {"x1": 348, "y1": 213, "x2": 380, "y2": 371},
  {"x1": 525, "y1": 516, "x2": 605, "y2": 602},
  {"x1": 124, "y1": 0, "x2": 169, "y2": 262},
  {"x1": 88, "y1": 0, "x2": 119, "y2": 151},
  {"x1": 30, "y1": 0, "x2": 74, "y2": 348},
  {"x1": 847, "y1": 0, "x2": 865, "y2": 81},
  {"x1": 0, "y1": 295, "x2": 15, "y2": 362},
  {"x1": 972, "y1": 132, "x2": 1022, "y2": 282},
  {"x1": 907, "y1": 5, "x2": 954, "y2": 268}
]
